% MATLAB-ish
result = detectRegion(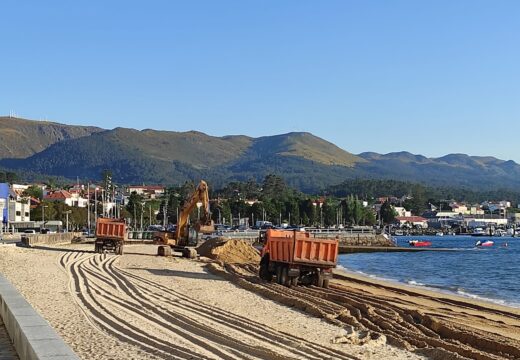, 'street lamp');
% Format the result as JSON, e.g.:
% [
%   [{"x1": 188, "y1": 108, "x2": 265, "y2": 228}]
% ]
[
  {"x1": 64, "y1": 210, "x2": 72, "y2": 232},
  {"x1": 140, "y1": 202, "x2": 145, "y2": 231},
  {"x1": 42, "y1": 205, "x2": 49, "y2": 229},
  {"x1": 196, "y1": 201, "x2": 203, "y2": 219},
  {"x1": 216, "y1": 208, "x2": 221, "y2": 224}
]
